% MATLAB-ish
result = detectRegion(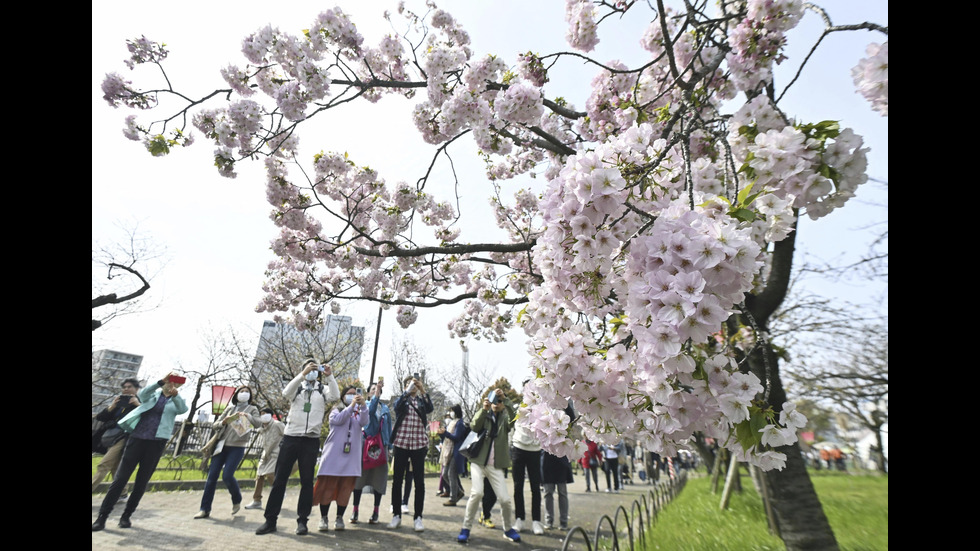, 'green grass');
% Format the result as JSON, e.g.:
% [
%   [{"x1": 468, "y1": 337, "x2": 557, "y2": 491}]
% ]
[{"x1": 640, "y1": 470, "x2": 887, "y2": 550}]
